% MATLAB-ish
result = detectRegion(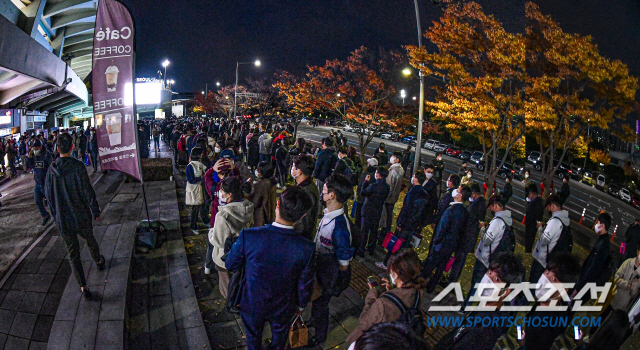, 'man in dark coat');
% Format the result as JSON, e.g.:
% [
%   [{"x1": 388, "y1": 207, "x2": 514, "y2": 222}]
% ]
[
  {"x1": 313, "y1": 137, "x2": 338, "y2": 215},
  {"x1": 432, "y1": 174, "x2": 460, "y2": 231},
  {"x1": 449, "y1": 183, "x2": 486, "y2": 283},
  {"x1": 292, "y1": 155, "x2": 319, "y2": 241},
  {"x1": 524, "y1": 183, "x2": 544, "y2": 253},
  {"x1": 359, "y1": 166, "x2": 390, "y2": 255},
  {"x1": 458, "y1": 161, "x2": 468, "y2": 178},
  {"x1": 623, "y1": 219, "x2": 640, "y2": 261},
  {"x1": 246, "y1": 131, "x2": 260, "y2": 170},
  {"x1": 422, "y1": 163, "x2": 439, "y2": 225},
  {"x1": 433, "y1": 152, "x2": 445, "y2": 193},
  {"x1": 26, "y1": 140, "x2": 53, "y2": 225},
  {"x1": 573, "y1": 212, "x2": 613, "y2": 299},
  {"x1": 501, "y1": 175, "x2": 513, "y2": 206},
  {"x1": 225, "y1": 183, "x2": 315, "y2": 350},
  {"x1": 355, "y1": 158, "x2": 378, "y2": 227},
  {"x1": 421, "y1": 186, "x2": 470, "y2": 292},
  {"x1": 44, "y1": 133, "x2": 104, "y2": 300},
  {"x1": 558, "y1": 176, "x2": 570, "y2": 206},
  {"x1": 377, "y1": 171, "x2": 429, "y2": 268},
  {"x1": 88, "y1": 128, "x2": 99, "y2": 173}
]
